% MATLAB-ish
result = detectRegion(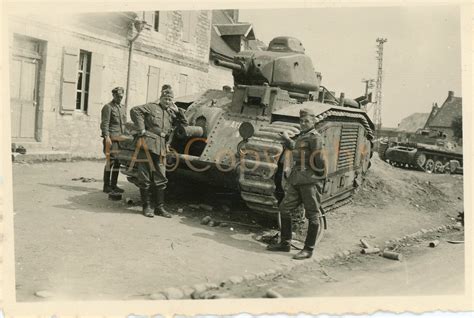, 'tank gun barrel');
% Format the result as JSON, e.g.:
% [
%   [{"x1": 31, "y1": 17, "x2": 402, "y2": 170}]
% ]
[{"x1": 214, "y1": 59, "x2": 245, "y2": 72}]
